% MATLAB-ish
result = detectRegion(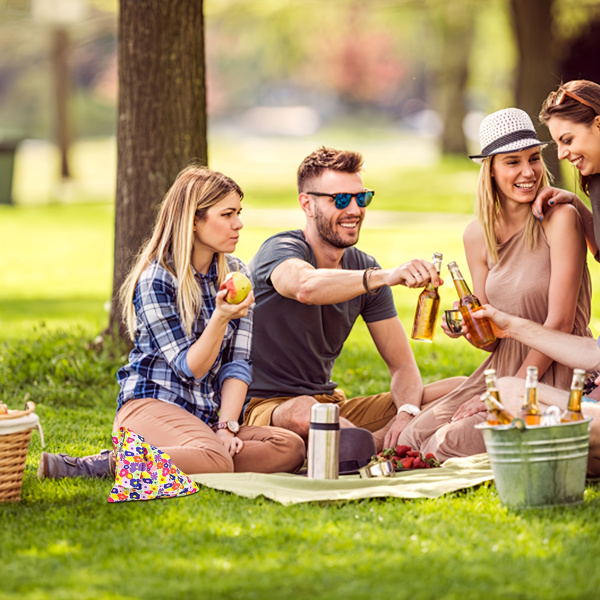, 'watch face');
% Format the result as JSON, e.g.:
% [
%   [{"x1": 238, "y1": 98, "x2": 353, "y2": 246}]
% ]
[{"x1": 227, "y1": 420, "x2": 240, "y2": 433}]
